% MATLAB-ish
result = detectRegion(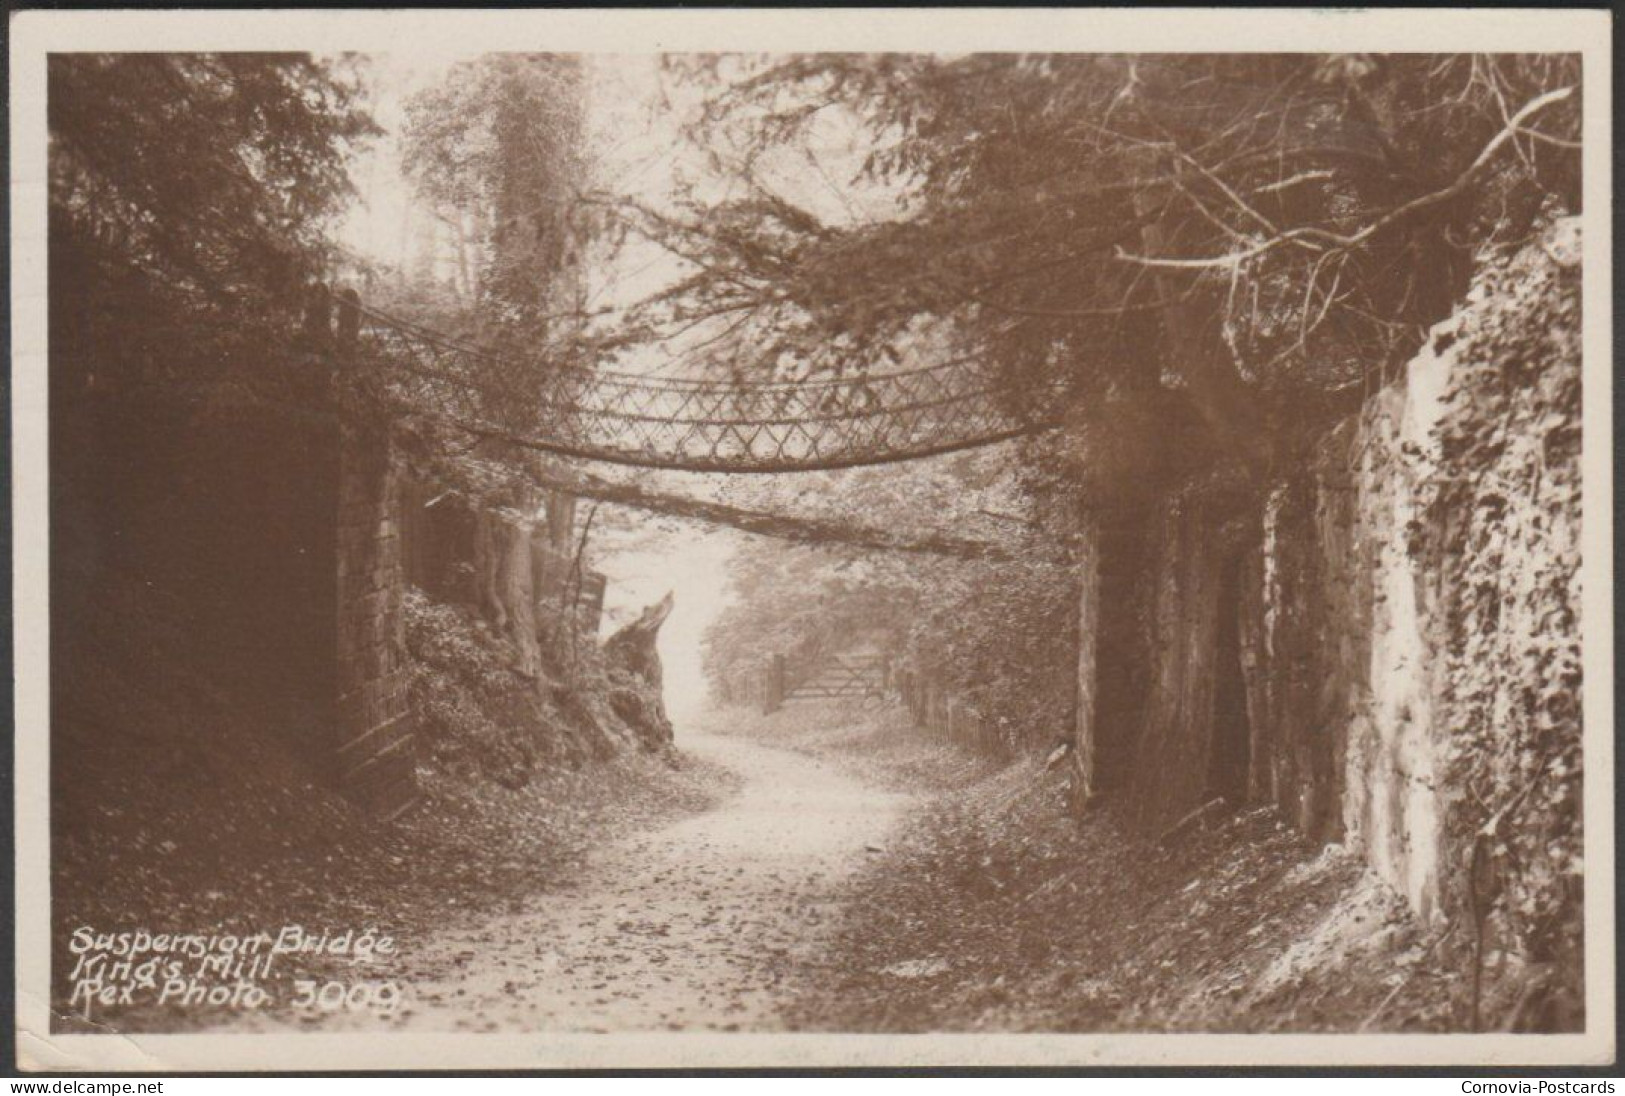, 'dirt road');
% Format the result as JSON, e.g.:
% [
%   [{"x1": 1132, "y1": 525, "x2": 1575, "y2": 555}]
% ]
[{"x1": 316, "y1": 728, "x2": 912, "y2": 1032}]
